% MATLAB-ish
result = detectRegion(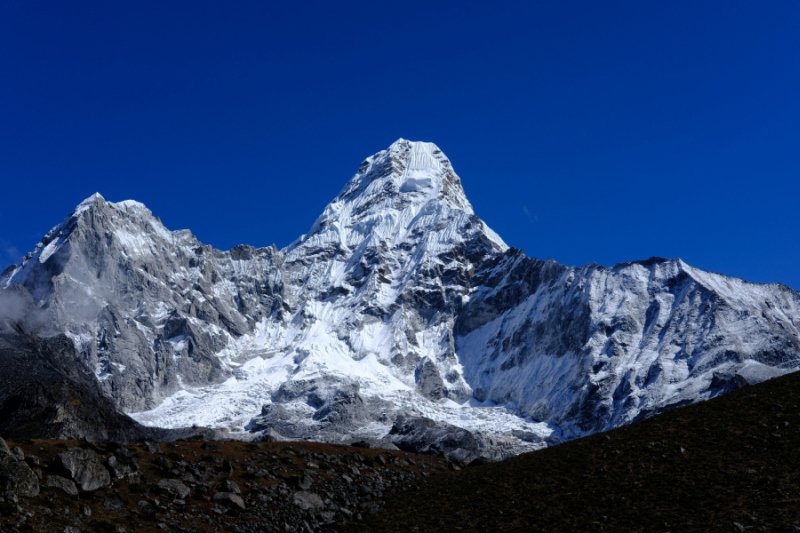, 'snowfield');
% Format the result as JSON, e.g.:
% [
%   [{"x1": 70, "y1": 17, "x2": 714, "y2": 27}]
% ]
[{"x1": 3, "y1": 139, "x2": 799, "y2": 460}]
